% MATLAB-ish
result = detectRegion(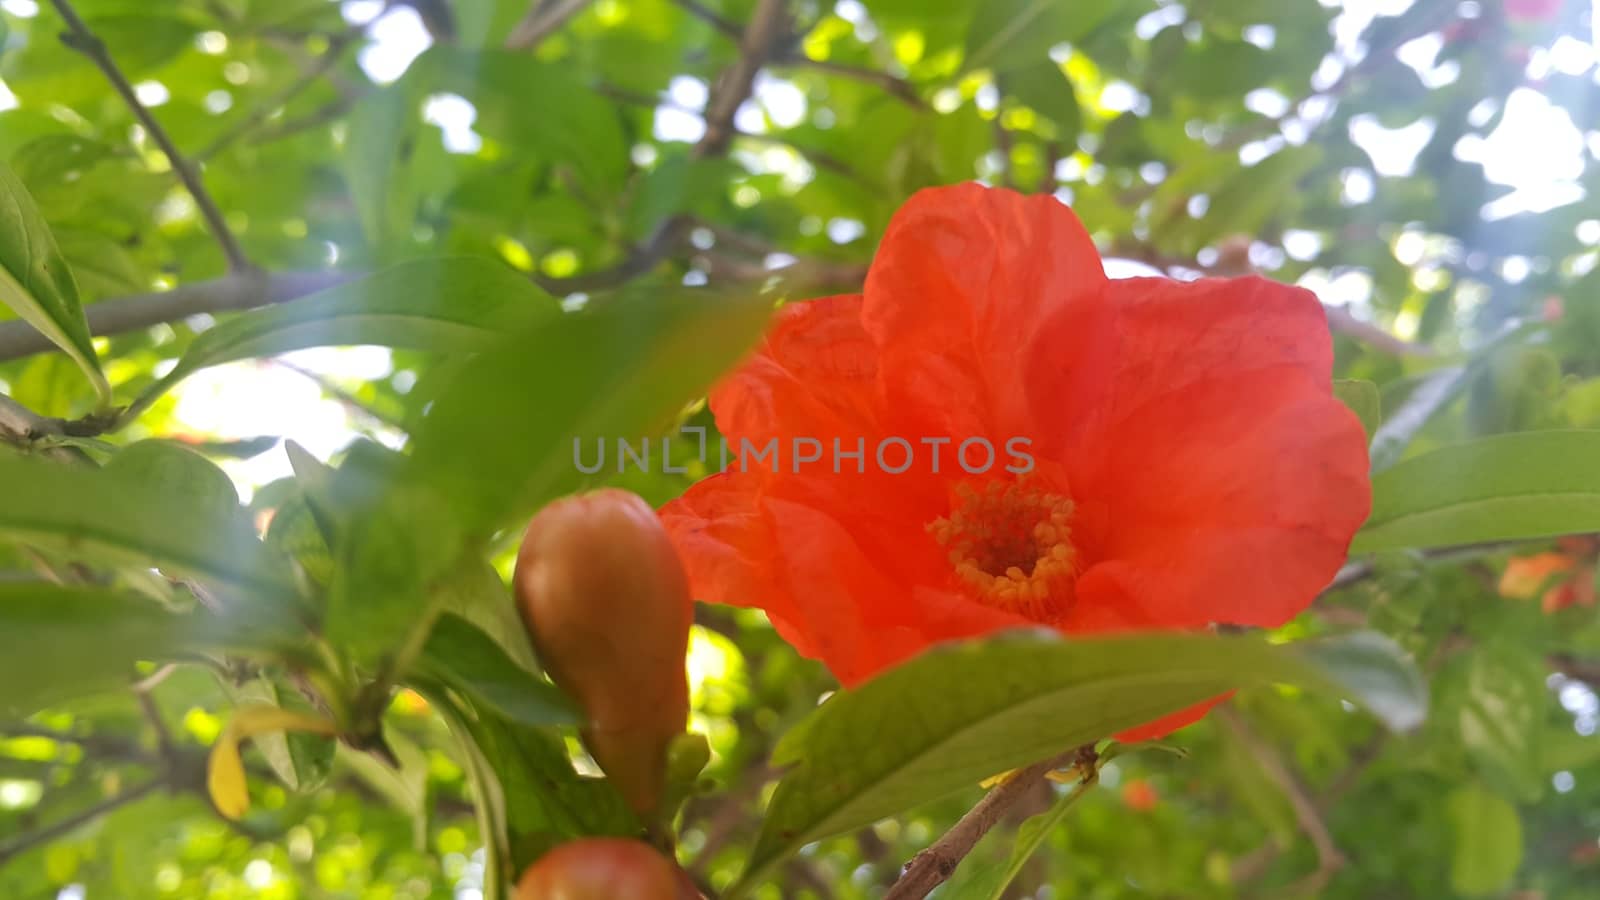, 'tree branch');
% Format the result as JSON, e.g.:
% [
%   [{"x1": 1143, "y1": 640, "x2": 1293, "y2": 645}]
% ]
[
  {"x1": 505, "y1": 0, "x2": 594, "y2": 51},
  {"x1": 696, "y1": 0, "x2": 789, "y2": 158},
  {"x1": 48, "y1": 0, "x2": 252, "y2": 272},
  {"x1": 884, "y1": 746, "x2": 1093, "y2": 900},
  {"x1": 0, "y1": 271, "x2": 349, "y2": 364}
]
